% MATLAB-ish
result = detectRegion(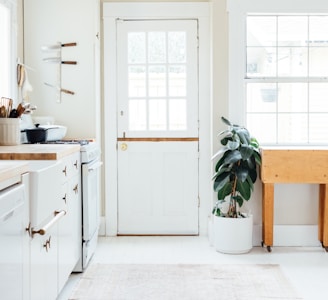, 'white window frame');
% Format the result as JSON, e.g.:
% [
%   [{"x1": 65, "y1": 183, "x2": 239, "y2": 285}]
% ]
[
  {"x1": 227, "y1": 0, "x2": 328, "y2": 144},
  {"x1": 0, "y1": 0, "x2": 17, "y2": 99}
]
